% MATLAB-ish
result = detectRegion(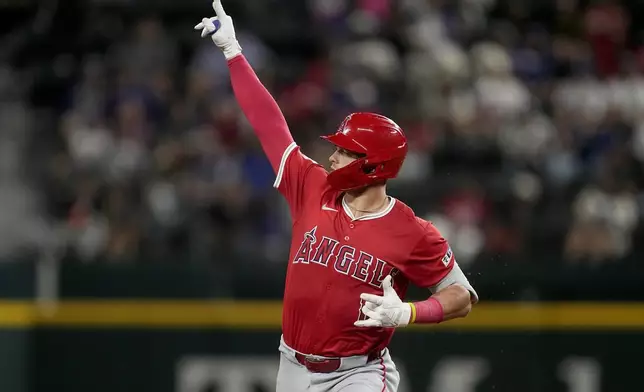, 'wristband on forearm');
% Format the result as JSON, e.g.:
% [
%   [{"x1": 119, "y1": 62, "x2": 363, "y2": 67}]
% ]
[{"x1": 408, "y1": 297, "x2": 444, "y2": 324}]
